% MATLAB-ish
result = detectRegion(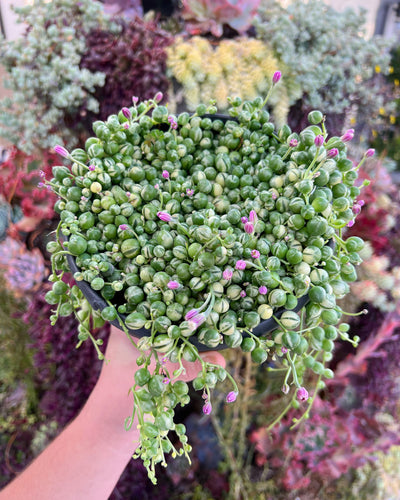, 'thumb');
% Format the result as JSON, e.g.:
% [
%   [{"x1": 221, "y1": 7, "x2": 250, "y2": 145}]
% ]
[{"x1": 199, "y1": 351, "x2": 226, "y2": 369}]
